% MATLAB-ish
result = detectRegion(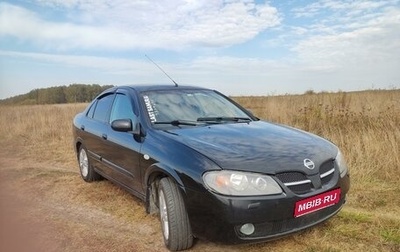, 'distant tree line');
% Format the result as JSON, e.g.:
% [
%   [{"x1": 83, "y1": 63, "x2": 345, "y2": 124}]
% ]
[{"x1": 0, "y1": 84, "x2": 114, "y2": 105}]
